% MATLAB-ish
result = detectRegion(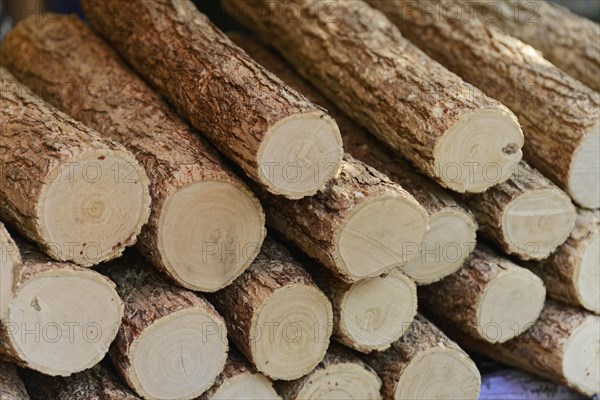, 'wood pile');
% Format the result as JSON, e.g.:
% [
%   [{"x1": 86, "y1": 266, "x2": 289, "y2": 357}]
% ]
[{"x1": 0, "y1": 0, "x2": 597, "y2": 399}]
